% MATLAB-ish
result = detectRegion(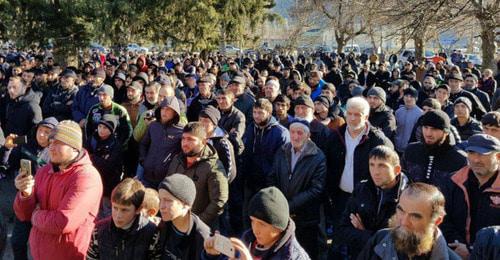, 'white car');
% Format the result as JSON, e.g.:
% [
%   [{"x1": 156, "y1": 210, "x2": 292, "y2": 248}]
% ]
[
  {"x1": 398, "y1": 49, "x2": 435, "y2": 63},
  {"x1": 343, "y1": 44, "x2": 361, "y2": 56},
  {"x1": 126, "y1": 43, "x2": 148, "y2": 53},
  {"x1": 464, "y1": 53, "x2": 482, "y2": 66},
  {"x1": 221, "y1": 45, "x2": 241, "y2": 56}
]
